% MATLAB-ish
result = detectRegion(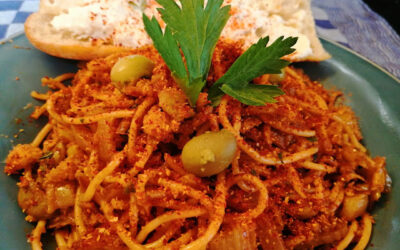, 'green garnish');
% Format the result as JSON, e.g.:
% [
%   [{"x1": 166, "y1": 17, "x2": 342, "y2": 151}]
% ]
[
  {"x1": 143, "y1": 0, "x2": 297, "y2": 106},
  {"x1": 278, "y1": 152, "x2": 284, "y2": 164},
  {"x1": 143, "y1": 0, "x2": 230, "y2": 106},
  {"x1": 306, "y1": 136, "x2": 318, "y2": 142},
  {"x1": 39, "y1": 151, "x2": 54, "y2": 160},
  {"x1": 208, "y1": 36, "x2": 297, "y2": 106}
]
